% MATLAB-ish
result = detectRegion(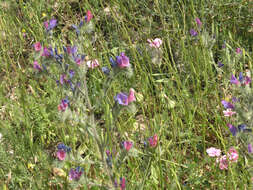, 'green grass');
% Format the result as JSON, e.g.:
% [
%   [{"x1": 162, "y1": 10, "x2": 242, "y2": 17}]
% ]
[{"x1": 0, "y1": 0, "x2": 253, "y2": 189}]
